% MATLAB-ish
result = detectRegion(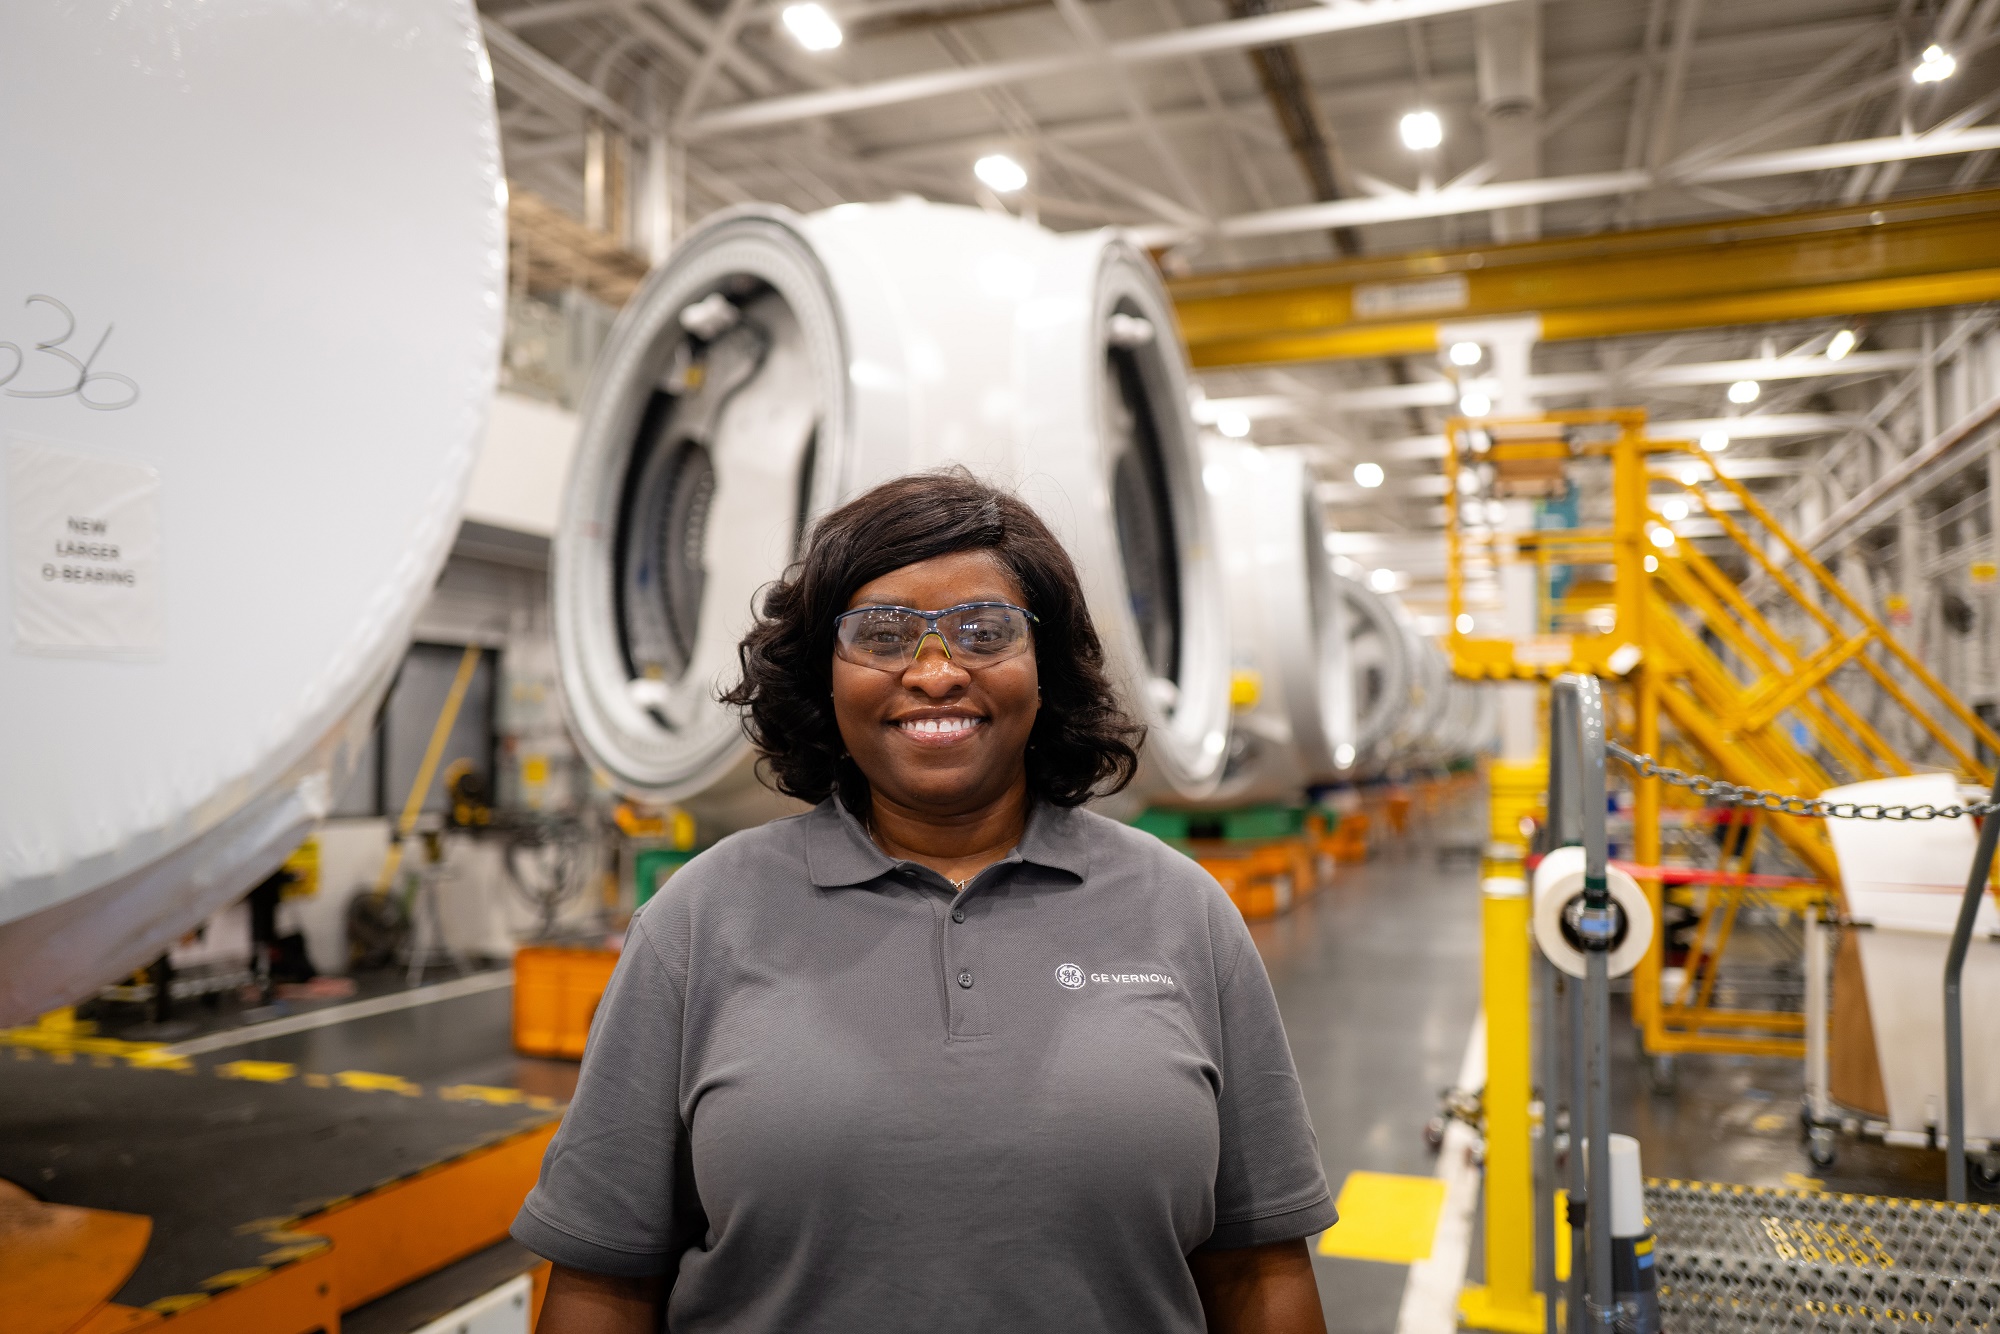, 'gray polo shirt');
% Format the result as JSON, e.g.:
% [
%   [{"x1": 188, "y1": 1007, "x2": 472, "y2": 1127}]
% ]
[{"x1": 512, "y1": 797, "x2": 1335, "y2": 1332}]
